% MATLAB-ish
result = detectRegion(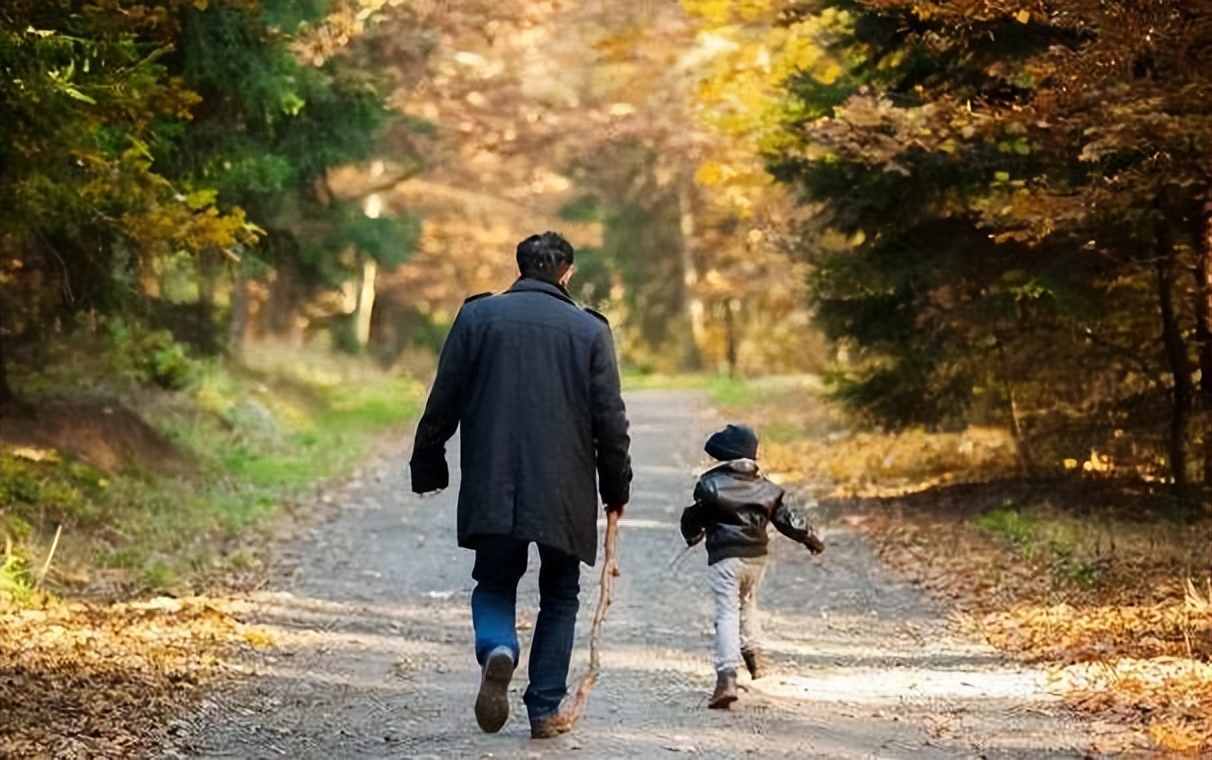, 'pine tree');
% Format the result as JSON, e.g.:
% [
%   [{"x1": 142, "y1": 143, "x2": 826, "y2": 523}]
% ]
[{"x1": 769, "y1": 0, "x2": 1211, "y2": 497}]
